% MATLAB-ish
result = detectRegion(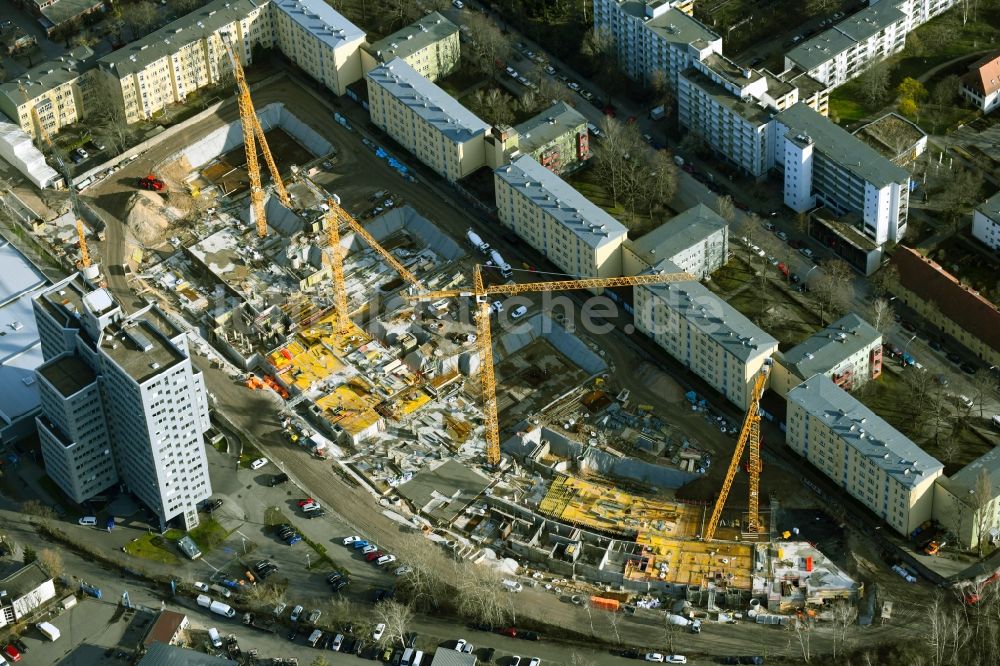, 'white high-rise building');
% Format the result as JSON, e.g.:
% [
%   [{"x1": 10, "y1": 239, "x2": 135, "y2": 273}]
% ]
[{"x1": 33, "y1": 277, "x2": 212, "y2": 530}]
